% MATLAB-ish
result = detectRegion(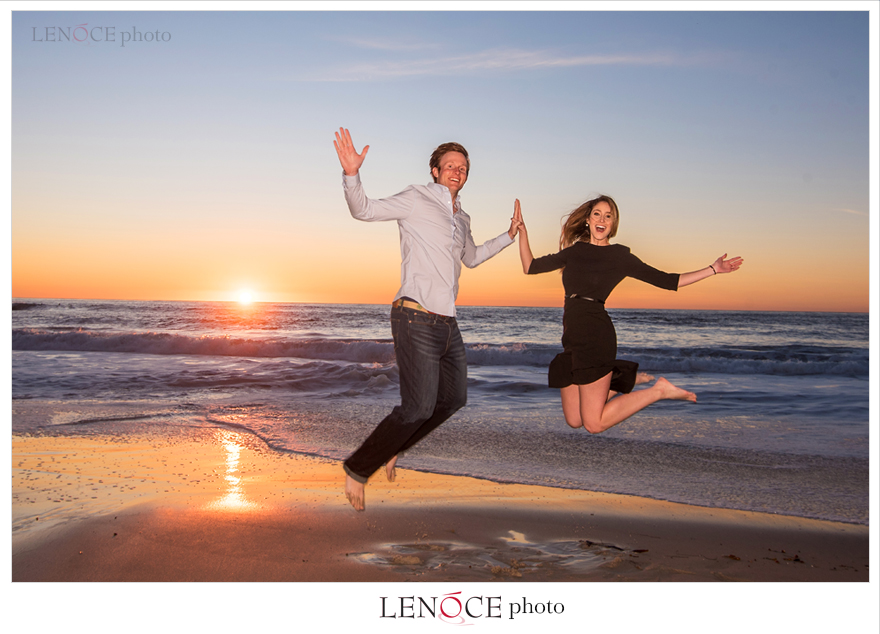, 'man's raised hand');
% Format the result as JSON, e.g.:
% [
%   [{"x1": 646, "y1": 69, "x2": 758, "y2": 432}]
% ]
[
  {"x1": 508, "y1": 198, "x2": 526, "y2": 239},
  {"x1": 334, "y1": 128, "x2": 369, "y2": 176}
]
